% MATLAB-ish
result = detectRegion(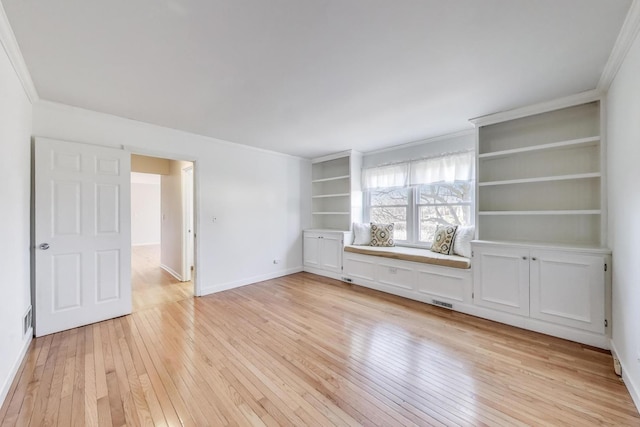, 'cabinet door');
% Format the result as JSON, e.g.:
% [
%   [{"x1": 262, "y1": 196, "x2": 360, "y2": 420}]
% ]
[
  {"x1": 303, "y1": 234, "x2": 320, "y2": 267},
  {"x1": 530, "y1": 251, "x2": 605, "y2": 333},
  {"x1": 473, "y1": 245, "x2": 530, "y2": 316},
  {"x1": 320, "y1": 233, "x2": 343, "y2": 273}
]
